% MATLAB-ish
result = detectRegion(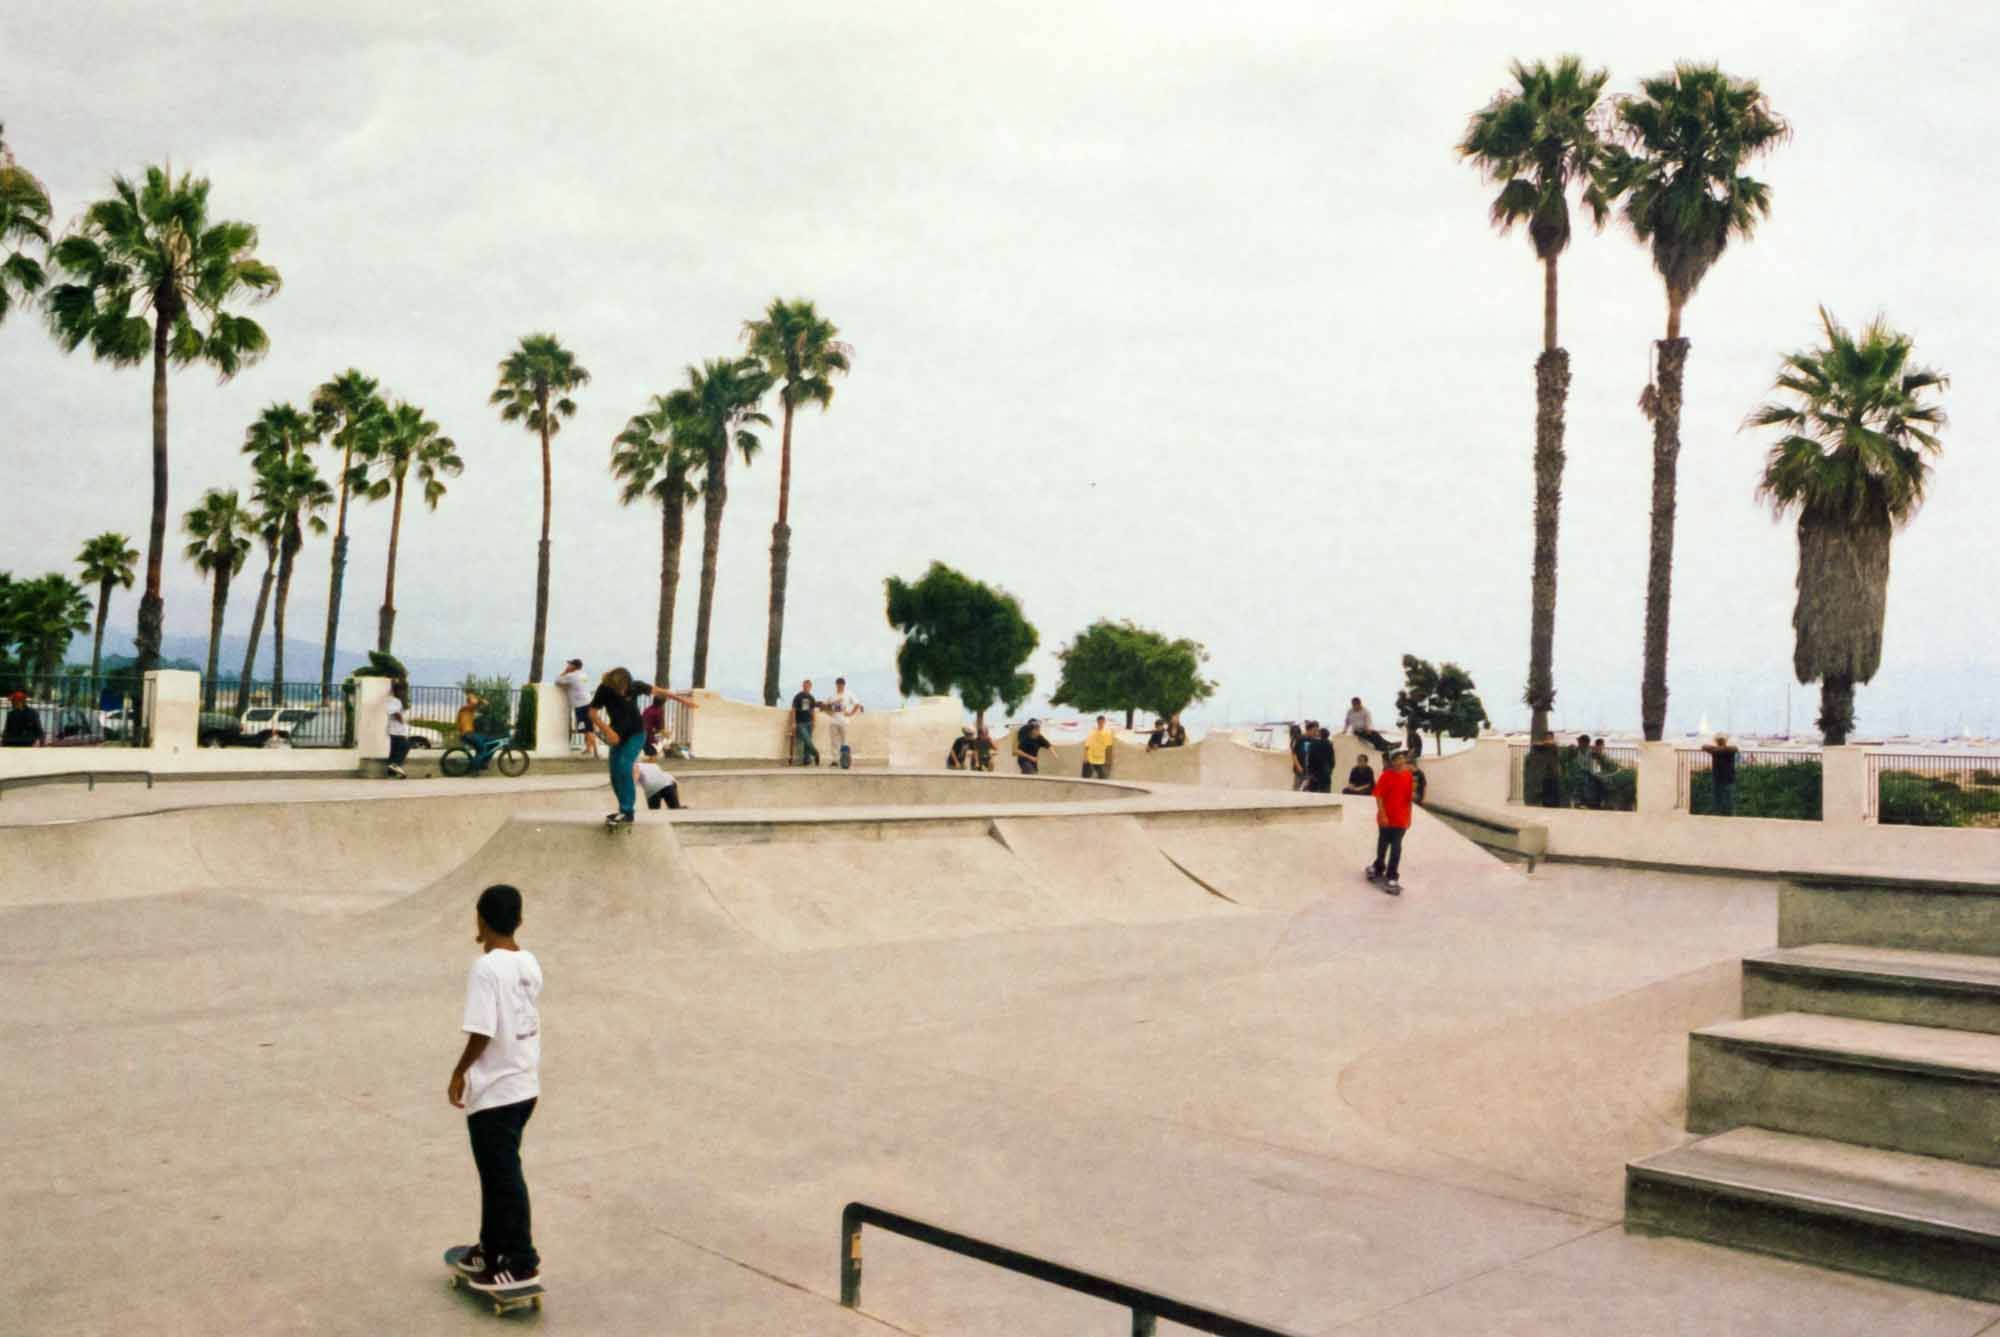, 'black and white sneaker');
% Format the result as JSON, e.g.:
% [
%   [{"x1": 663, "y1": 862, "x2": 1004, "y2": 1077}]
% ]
[
  {"x1": 386, "y1": 764, "x2": 407, "y2": 779},
  {"x1": 467, "y1": 1259, "x2": 542, "y2": 1292},
  {"x1": 1382, "y1": 880, "x2": 1403, "y2": 896},
  {"x1": 451, "y1": 1243, "x2": 486, "y2": 1275}
]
